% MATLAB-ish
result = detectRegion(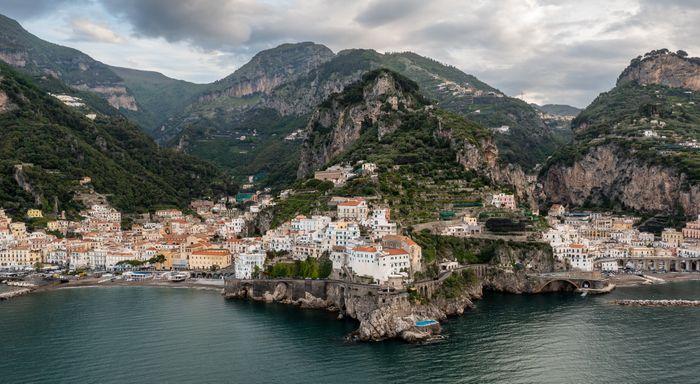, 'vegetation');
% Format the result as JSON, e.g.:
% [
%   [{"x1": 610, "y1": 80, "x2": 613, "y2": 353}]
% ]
[
  {"x1": 265, "y1": 256, "x2": 333, "y2": 279},
  {"x1": 411, "y1": 231, "x2": 499, "y2": 265},
  {"x1": 0, "y1": 63, "x2": 235, "y2": 220},
  {"x1": 546, "y1": 82, "x2": 700, "y2": 183},
  {"x1": 433, "y1": 269, "x2": 478, "y2": 299},
  {"x1": 266, "y1": 179, "x2": 334, "y2": 228}
]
